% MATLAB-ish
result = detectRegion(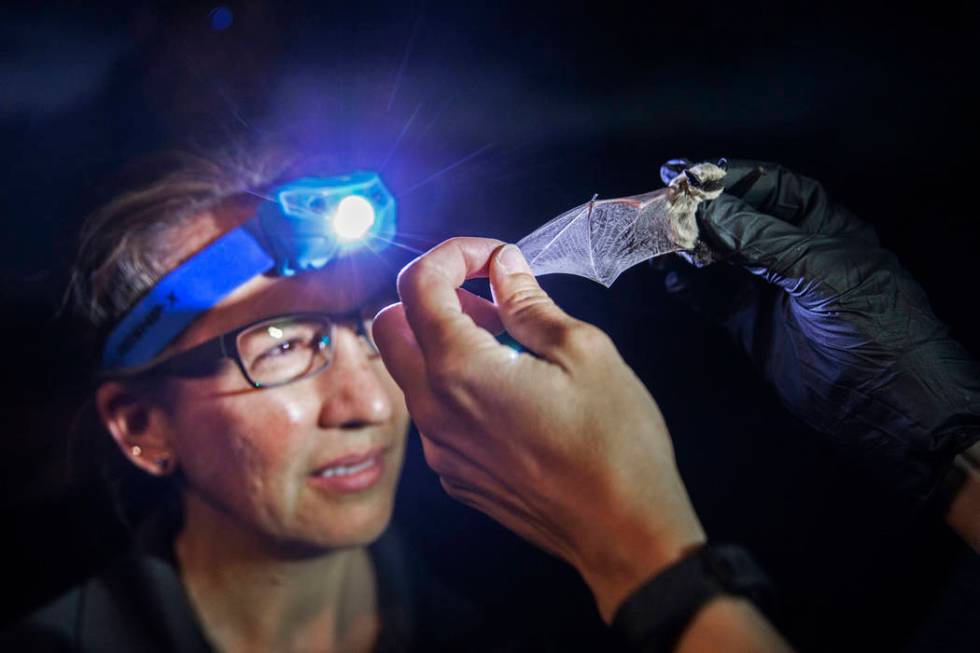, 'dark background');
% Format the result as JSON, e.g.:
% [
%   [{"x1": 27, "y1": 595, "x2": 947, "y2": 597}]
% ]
[{"x1": 1, "y1": 1, "x2": 977, "y2": 650}]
